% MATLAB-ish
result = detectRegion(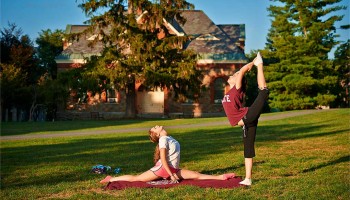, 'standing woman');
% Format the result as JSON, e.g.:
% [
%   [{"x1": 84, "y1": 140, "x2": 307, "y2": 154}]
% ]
[
  {"x1": 100, "y1": 125, "x2": 236, "y2": 184},
  {"x1": 222, "y1": 52, "x2": 269, "y2": 186}
]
